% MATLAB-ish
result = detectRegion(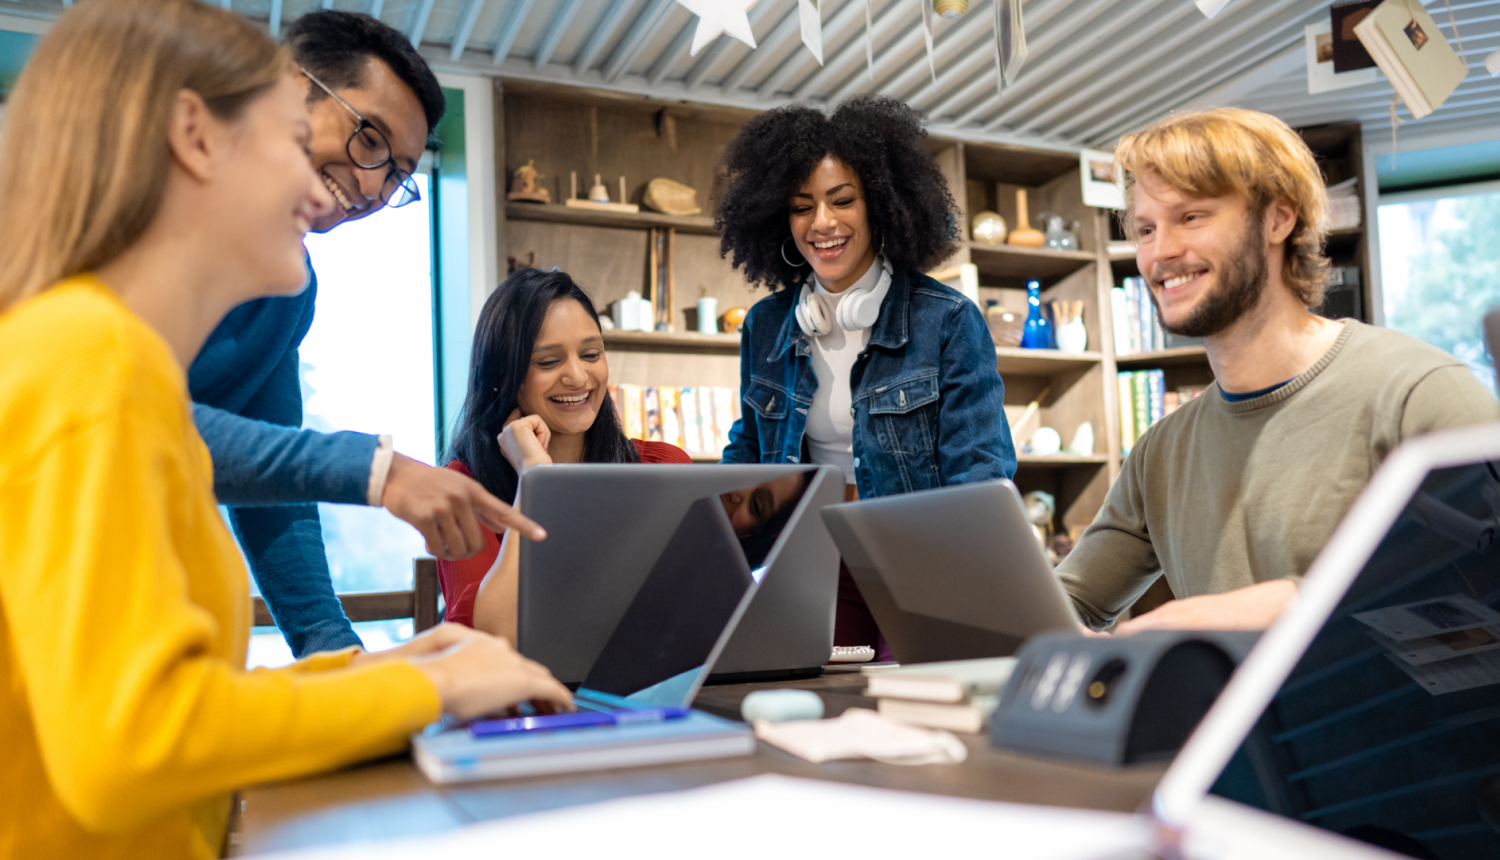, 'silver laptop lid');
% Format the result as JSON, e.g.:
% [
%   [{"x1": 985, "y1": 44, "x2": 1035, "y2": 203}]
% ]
[{"x1": 1155, "y1": 423, "x2": 1500, "y2": 857}]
